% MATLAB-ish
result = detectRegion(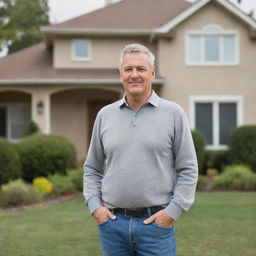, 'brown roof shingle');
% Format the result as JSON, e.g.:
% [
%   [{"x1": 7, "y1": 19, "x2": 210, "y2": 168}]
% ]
[
  {"x1": 43, "y1": 0, "x2": 192, "y2": 30},
  {"x1": 0, "y1": 43, "x2": 120, "y2": 81}
]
